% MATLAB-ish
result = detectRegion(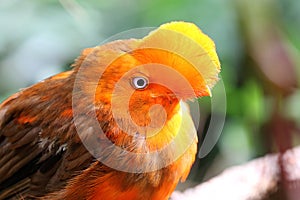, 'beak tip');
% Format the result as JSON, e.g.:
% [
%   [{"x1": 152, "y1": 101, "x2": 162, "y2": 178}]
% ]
[{"x1": 206, "y1": 86, "x2": 212, "y2": 97}]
